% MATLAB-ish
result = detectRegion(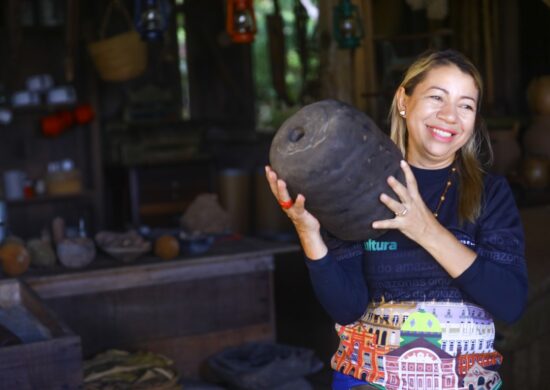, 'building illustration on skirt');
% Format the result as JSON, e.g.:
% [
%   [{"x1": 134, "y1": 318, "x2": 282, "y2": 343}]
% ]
[{"x1": 331, "y1": 300, "x2": 503, "y2": 389}]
